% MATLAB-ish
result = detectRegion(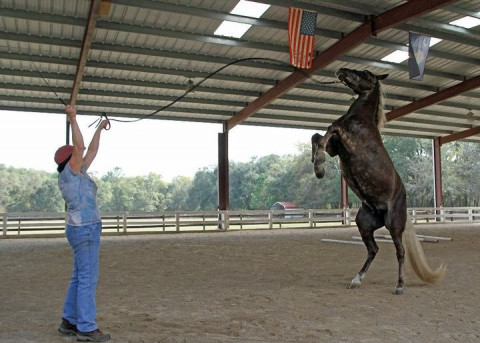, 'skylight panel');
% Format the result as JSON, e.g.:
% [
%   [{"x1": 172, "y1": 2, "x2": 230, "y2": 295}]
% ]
[
  {"x1": 382, "y1": 50, "x2": 408, "y2": 63},
  {"x1": 429, "y1": 37, "x2": 442, "y2": 46},
  {"x1": 214, "y1": 0, "x2": 271, "y2": 38},
  {"x1": 381, "y1": 37, "x2": 442, "y2": 64},
  {"x1": 231, "y1": 0, "x2": 270, "y2": 18},
  {"x1": 449, "y1": 15, "x2": 480, "y2": 28},
  {"x1": 214, "y1": 21, "x2": 251, "y2": 38}
]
